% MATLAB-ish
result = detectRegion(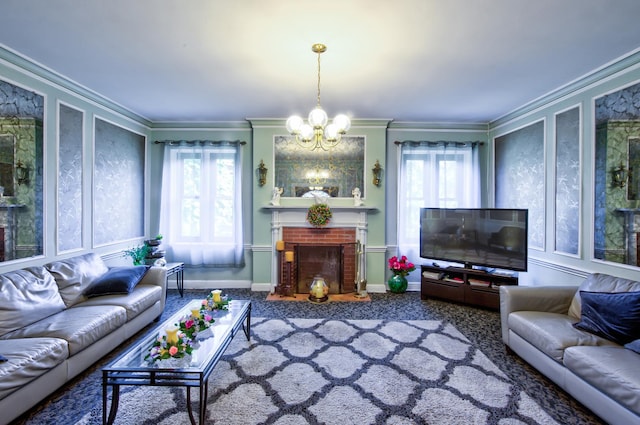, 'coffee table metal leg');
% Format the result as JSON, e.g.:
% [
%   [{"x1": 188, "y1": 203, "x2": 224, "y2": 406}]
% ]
[
  {"x1": 199, "y1": 380, "x2": 208, "y2": 425},
  {"x1": 242, "y1": 305, "x2": 251, "y2": 340},
  {"x1": 186, "y1": 387, "x2": 197, "y2": 425},
  {"x1": 103, "y1": 384, "x2": 120, "y2": 425}
]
